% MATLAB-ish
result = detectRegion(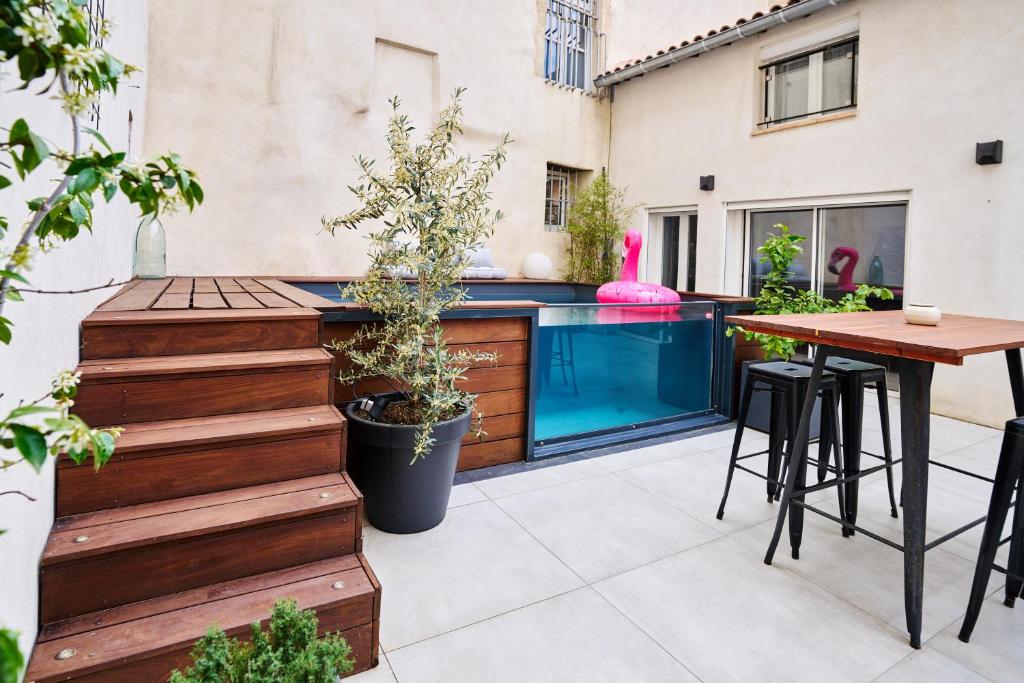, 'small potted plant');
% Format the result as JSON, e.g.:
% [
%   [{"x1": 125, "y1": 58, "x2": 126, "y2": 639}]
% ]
[
  {"x1": 324, "y1": 88, "x2": 510, "y2": 534},
  {"x1": 730, "y1": 224, "x2": 892, "y2": 430}
]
